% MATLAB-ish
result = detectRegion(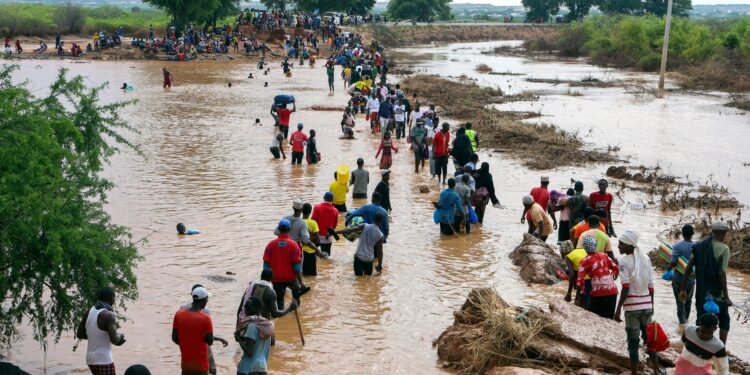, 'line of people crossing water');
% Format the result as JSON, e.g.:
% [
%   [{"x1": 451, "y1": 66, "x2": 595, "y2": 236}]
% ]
[{"x1": 73, "y1": 29, "x2": 740, "y2": 375}]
